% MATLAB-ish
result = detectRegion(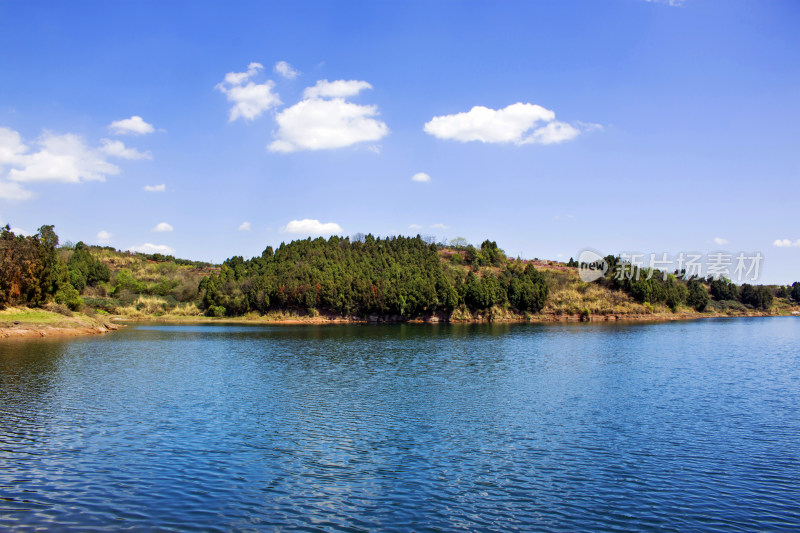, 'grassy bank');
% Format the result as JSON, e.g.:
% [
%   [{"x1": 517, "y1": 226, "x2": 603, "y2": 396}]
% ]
[{"x1": 0, "y1": 306, "x2": 119, "y2": 339}]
